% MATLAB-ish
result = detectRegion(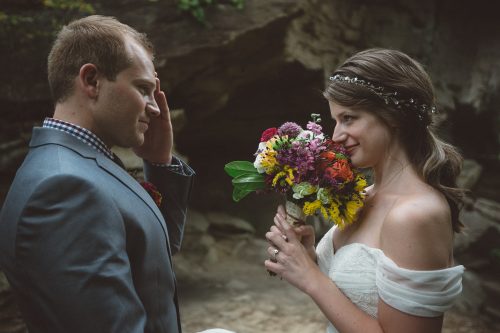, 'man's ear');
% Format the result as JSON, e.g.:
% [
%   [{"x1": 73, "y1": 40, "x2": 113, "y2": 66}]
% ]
[{"x1": 78, "y1": 63, "x2": 101, "y2": 99}]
